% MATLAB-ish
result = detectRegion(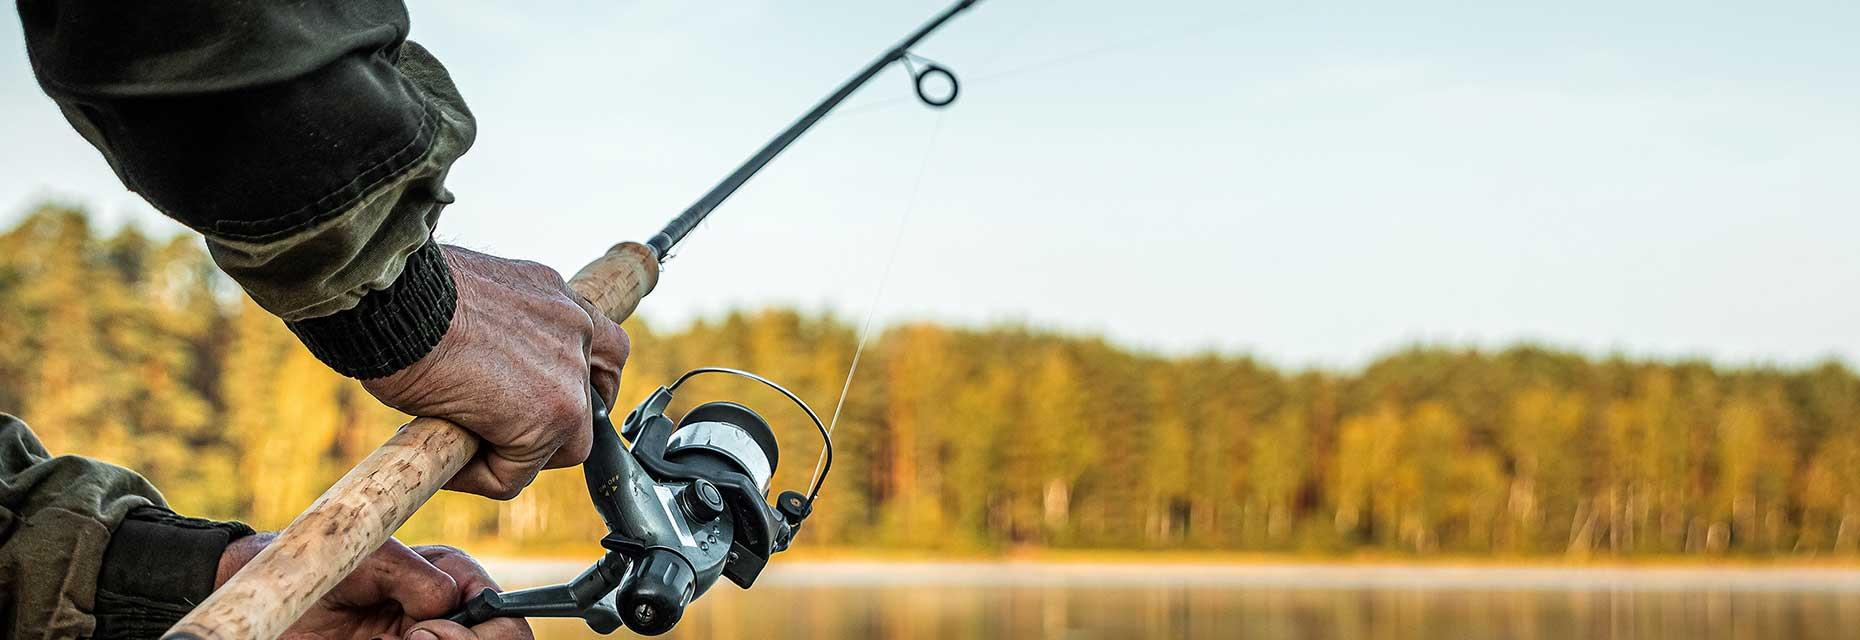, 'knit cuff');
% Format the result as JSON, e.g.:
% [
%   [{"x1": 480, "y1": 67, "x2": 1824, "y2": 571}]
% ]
[
  {"x1": 92, "y1": 507, "x2": 258, "y2": 640},
  {"x1": 286, "y1": 240, "x2": 457, "y2": 379}
]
